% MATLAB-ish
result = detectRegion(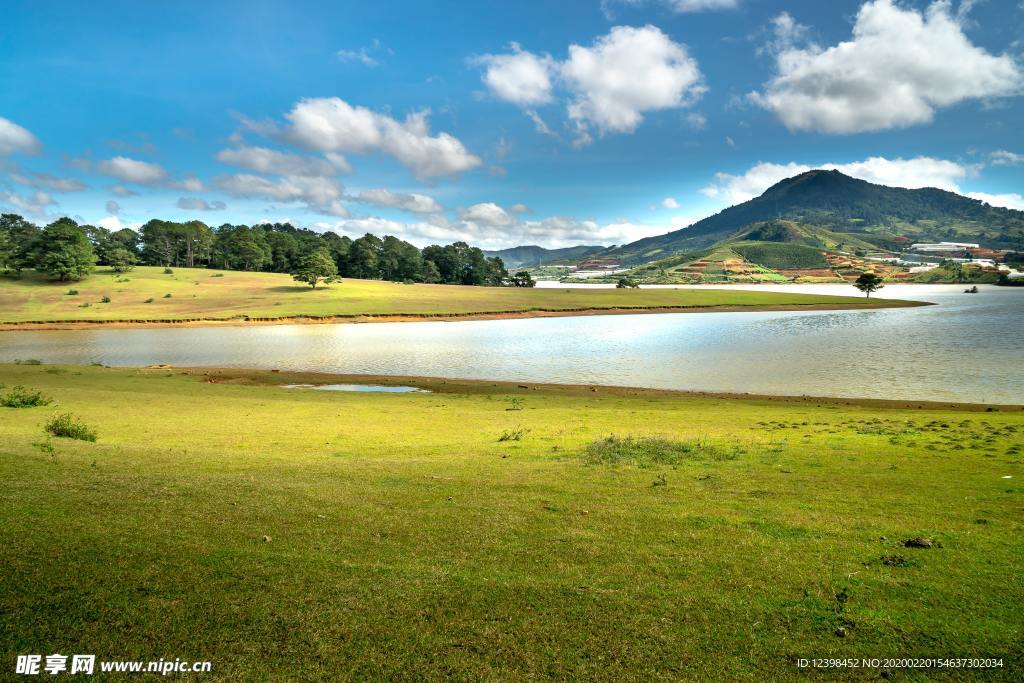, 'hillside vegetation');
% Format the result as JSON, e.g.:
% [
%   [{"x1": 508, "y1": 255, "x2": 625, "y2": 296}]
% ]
[
  {"x1": 1, "y1": 364, "x2": 1021, "y2": 680},
  {"x1": 0, "y1": 266, "x2": 907, "y2": 325},
  {"x1": 578, "y1": 171, "x2": 1024, "y2": 265}
]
